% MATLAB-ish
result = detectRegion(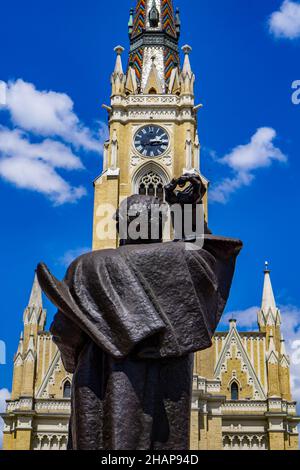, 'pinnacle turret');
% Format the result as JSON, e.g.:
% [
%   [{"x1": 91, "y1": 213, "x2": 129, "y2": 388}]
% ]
[{"x1": 181, "y1": 45, "x2": 193, "y2": 77}]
